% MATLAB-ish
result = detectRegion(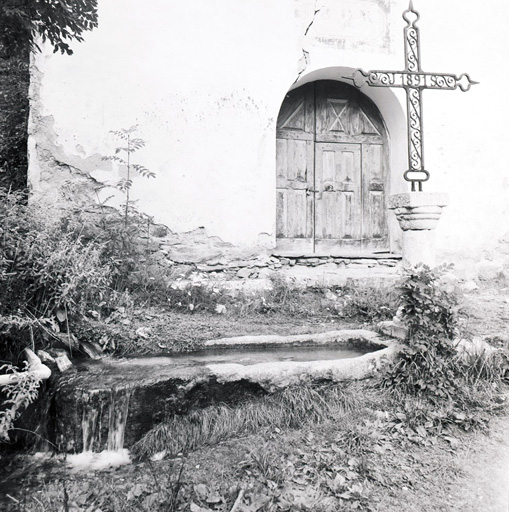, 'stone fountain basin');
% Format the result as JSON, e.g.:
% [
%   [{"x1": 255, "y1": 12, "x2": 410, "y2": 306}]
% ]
[
  {"x1": 50, "y1": 330, "x2": 398, "y2": 452},
  {"x1": 201, "y1": 329, "x2": 398, "y2": 391}
]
